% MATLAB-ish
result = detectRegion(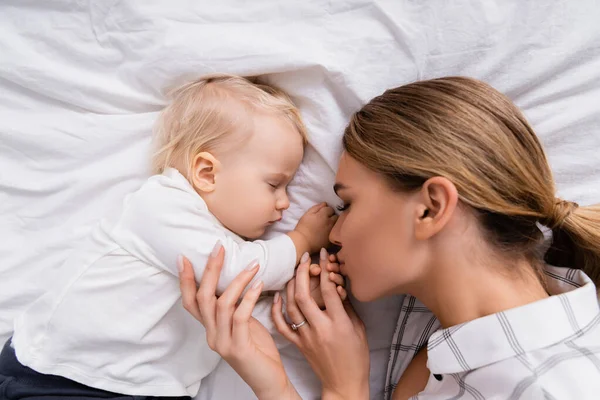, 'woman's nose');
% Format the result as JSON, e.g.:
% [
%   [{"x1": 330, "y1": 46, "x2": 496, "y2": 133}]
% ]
[{"x1": 329, "y1": 216, "x2": 342, "y2": 246}]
